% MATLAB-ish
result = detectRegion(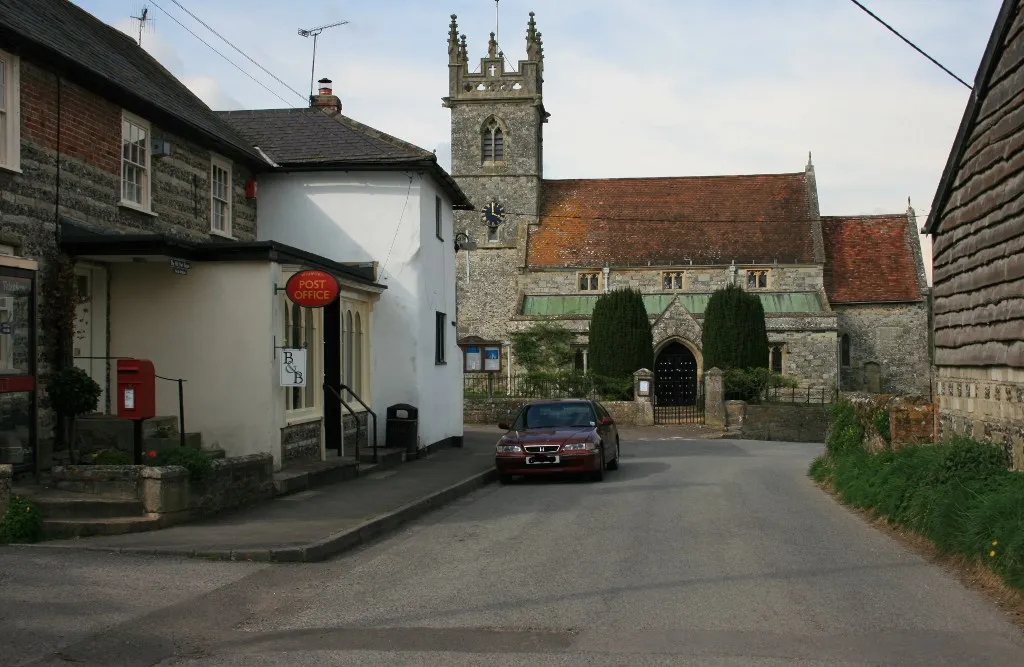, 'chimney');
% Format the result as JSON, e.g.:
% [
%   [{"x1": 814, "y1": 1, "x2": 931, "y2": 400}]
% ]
[{"x1": 310, "y1": 77, "x2": 342, "y2": 113}]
